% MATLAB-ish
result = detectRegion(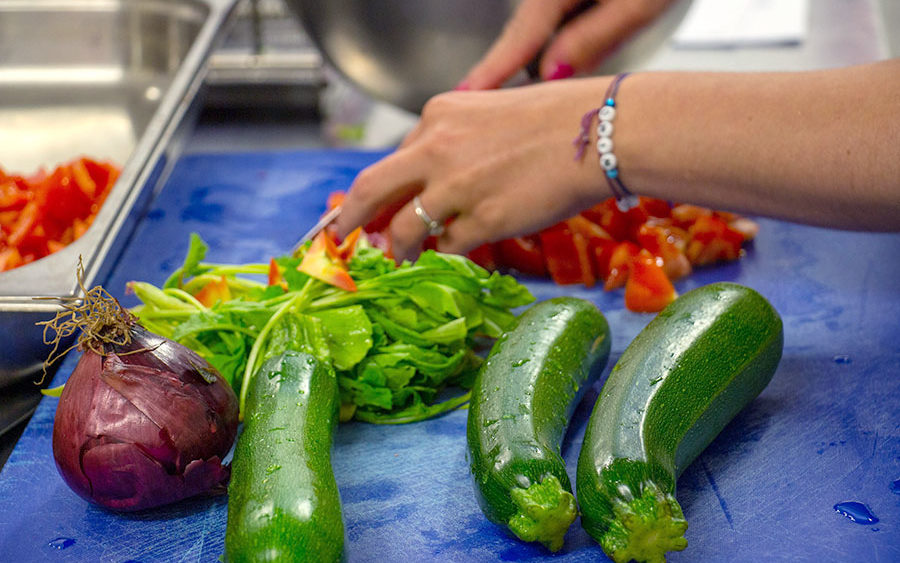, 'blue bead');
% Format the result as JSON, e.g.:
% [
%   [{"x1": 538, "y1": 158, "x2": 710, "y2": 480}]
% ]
[
  {"x1": 606, "y1": 98, "x2": 615, "y2": 106},
  {"x1": 606, "y1": 169, "x2": 619, "y2": 179}
]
